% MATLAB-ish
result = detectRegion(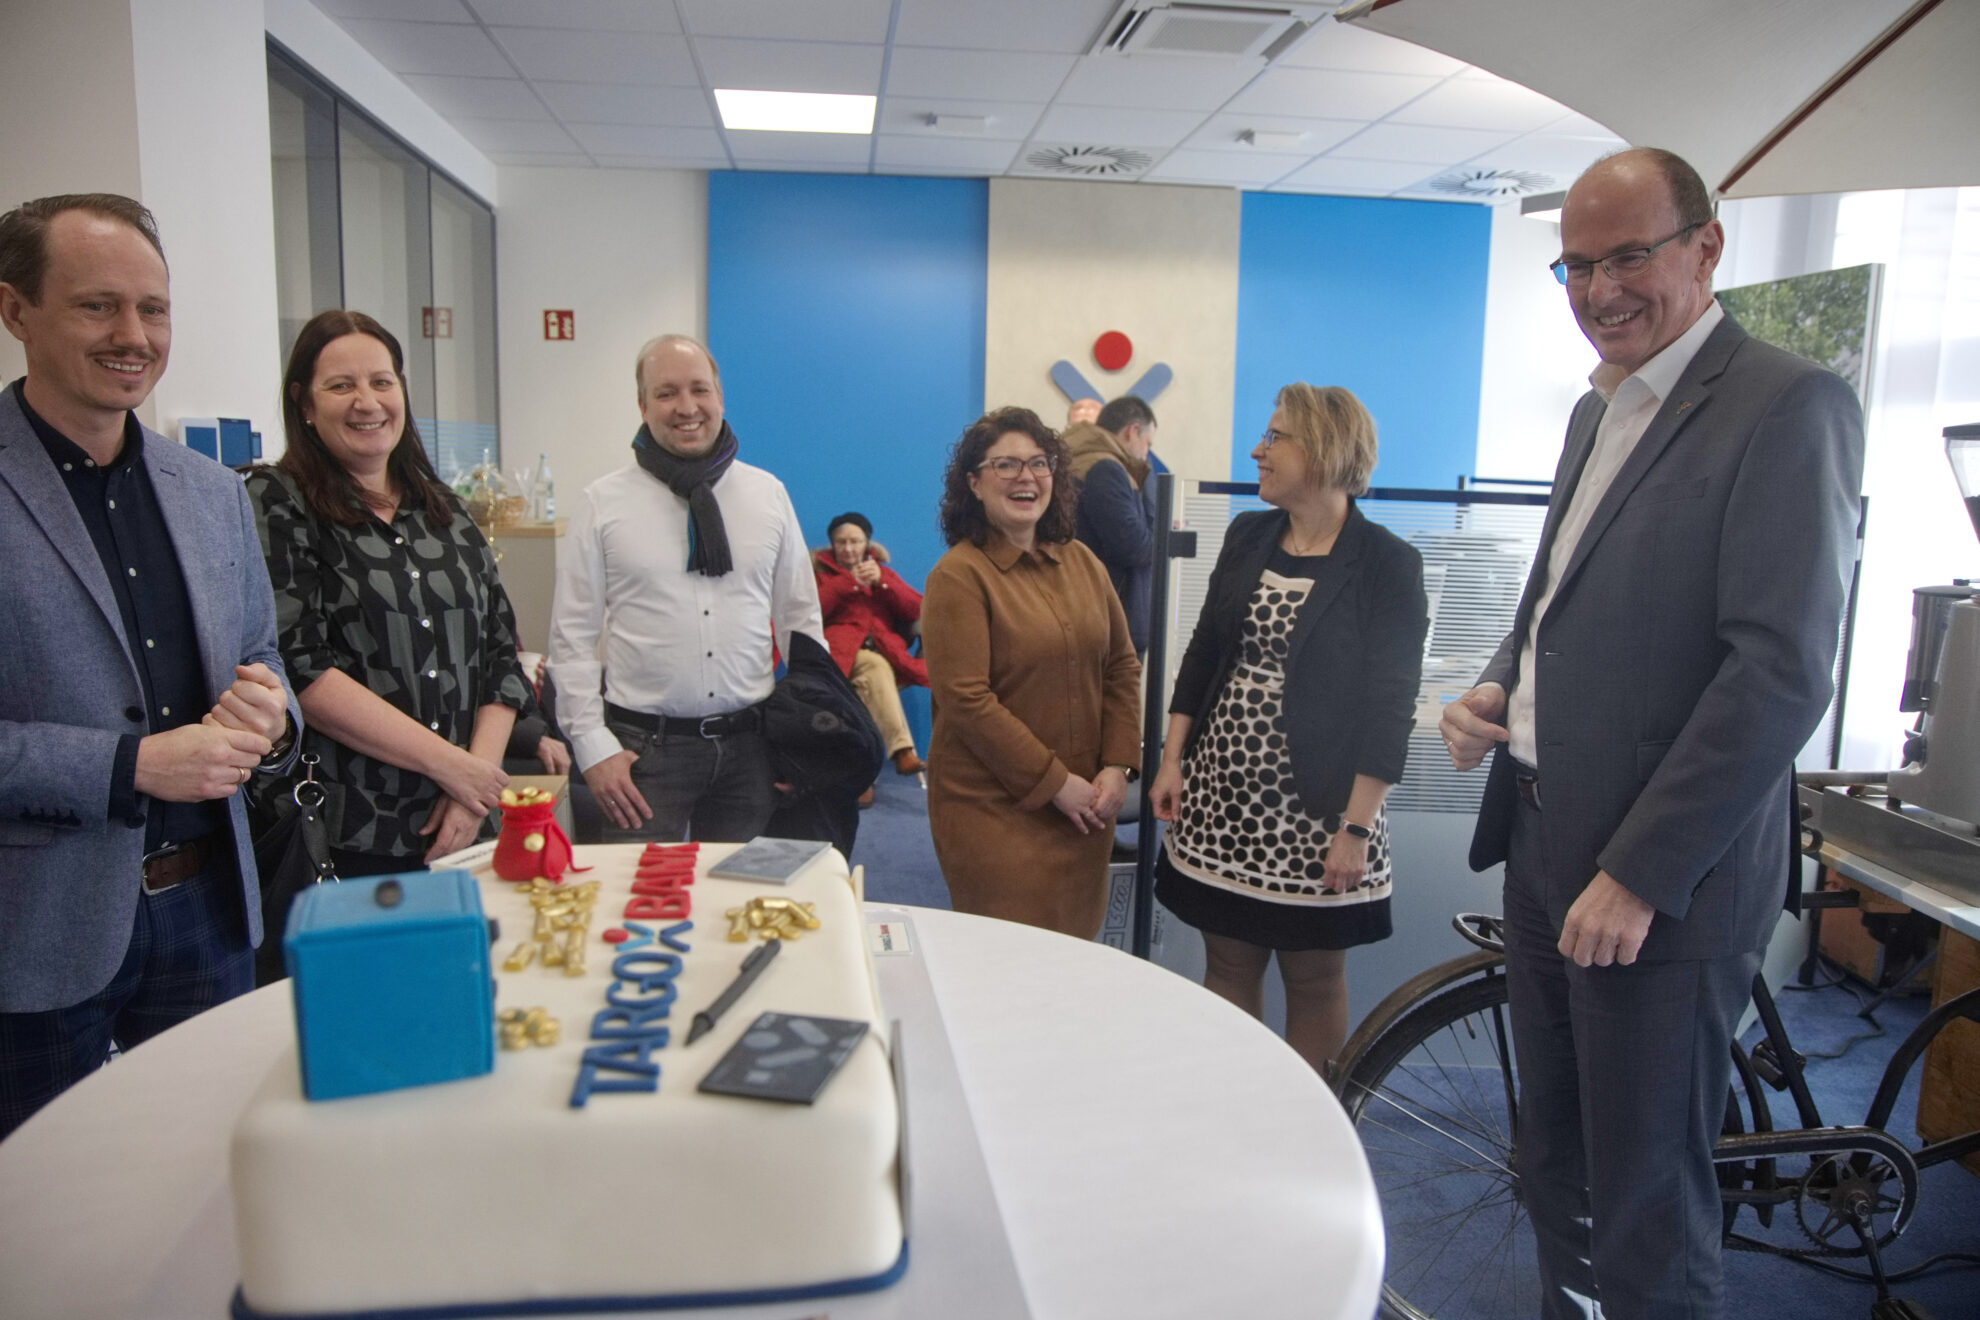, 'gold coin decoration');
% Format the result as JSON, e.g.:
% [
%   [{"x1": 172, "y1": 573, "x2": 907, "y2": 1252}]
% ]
[
  {"x1": 506, "y1": 878, "x2": 603, "y2": 976},
  {"x1": 498, "y1": 786, "x2": 558, "y2": 808},
  {"x1": 723, "y1": 896, "x2": 820, "y2": 943},
  {"x1": 496, "y1": 1005, "x2": 561, "y2": 1050}
]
